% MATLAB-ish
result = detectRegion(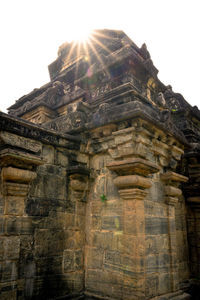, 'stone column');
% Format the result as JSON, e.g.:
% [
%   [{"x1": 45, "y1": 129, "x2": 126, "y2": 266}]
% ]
[
  {"x1": 107, "y1": 158, "x2": 160, "y2": 299},
  {"x1": 161, "y1": 171, "x2": 188, "y2": 292},
  {"x1": 0, "y1": 166, "x2": 36, "y2": 299}
]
